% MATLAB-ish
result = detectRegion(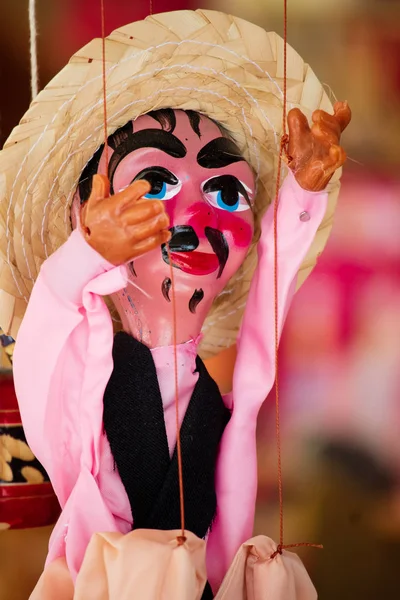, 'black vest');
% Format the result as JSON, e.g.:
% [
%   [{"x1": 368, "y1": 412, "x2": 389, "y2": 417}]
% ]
[{"x1": 103, "y1": 332, "x2": 231, "y2": 599}]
